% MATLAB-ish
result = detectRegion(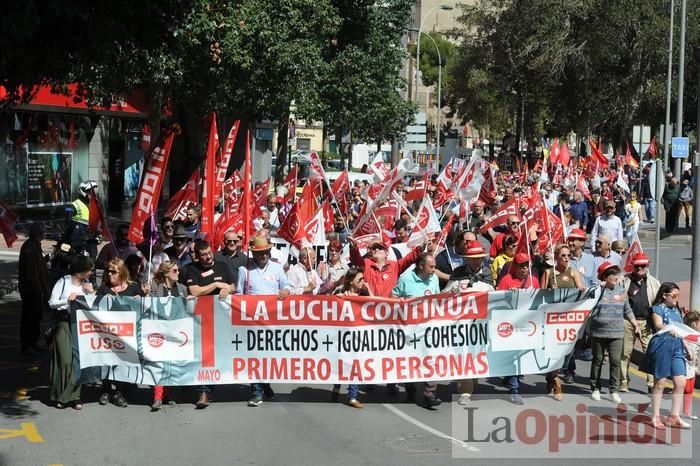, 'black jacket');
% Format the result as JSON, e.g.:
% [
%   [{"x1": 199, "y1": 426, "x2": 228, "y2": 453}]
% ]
[{"x1": 18, "y1": 239, "x2": 48, "y2": 295}]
